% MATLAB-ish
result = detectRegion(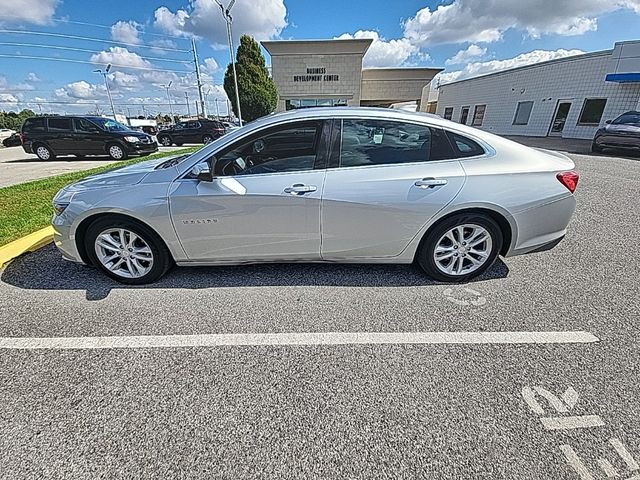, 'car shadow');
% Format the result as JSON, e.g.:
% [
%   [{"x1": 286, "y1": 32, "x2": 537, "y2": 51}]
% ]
[
  {"x1": 2, "y1": 245, "x2": 509, "y2": 301},
  {"x1": 6, "y1": 156, "x2": 117, "y2": 163}
]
